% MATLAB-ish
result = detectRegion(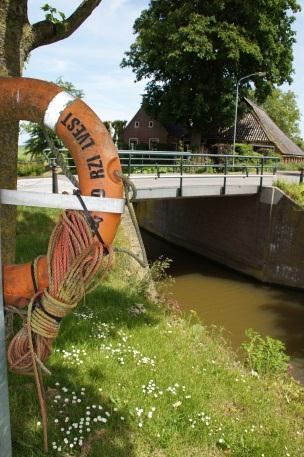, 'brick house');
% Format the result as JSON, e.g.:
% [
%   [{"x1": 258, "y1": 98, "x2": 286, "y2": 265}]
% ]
[
  {"x1": 123, "y1": 106, "x2": 190, "y2": 151},
  {"x1": 124, "y1": 100, "x2": 304, "y2": 160}
]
